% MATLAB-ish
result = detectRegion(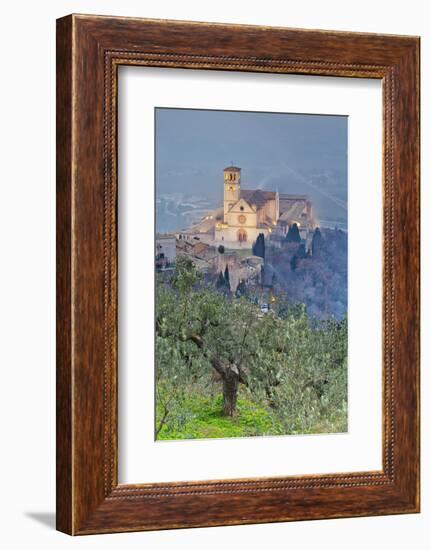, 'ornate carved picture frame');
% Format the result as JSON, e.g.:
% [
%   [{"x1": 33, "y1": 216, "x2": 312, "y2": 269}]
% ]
[{"x1": 56, "y1": 14, "x2": 420, "y2": 534}]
